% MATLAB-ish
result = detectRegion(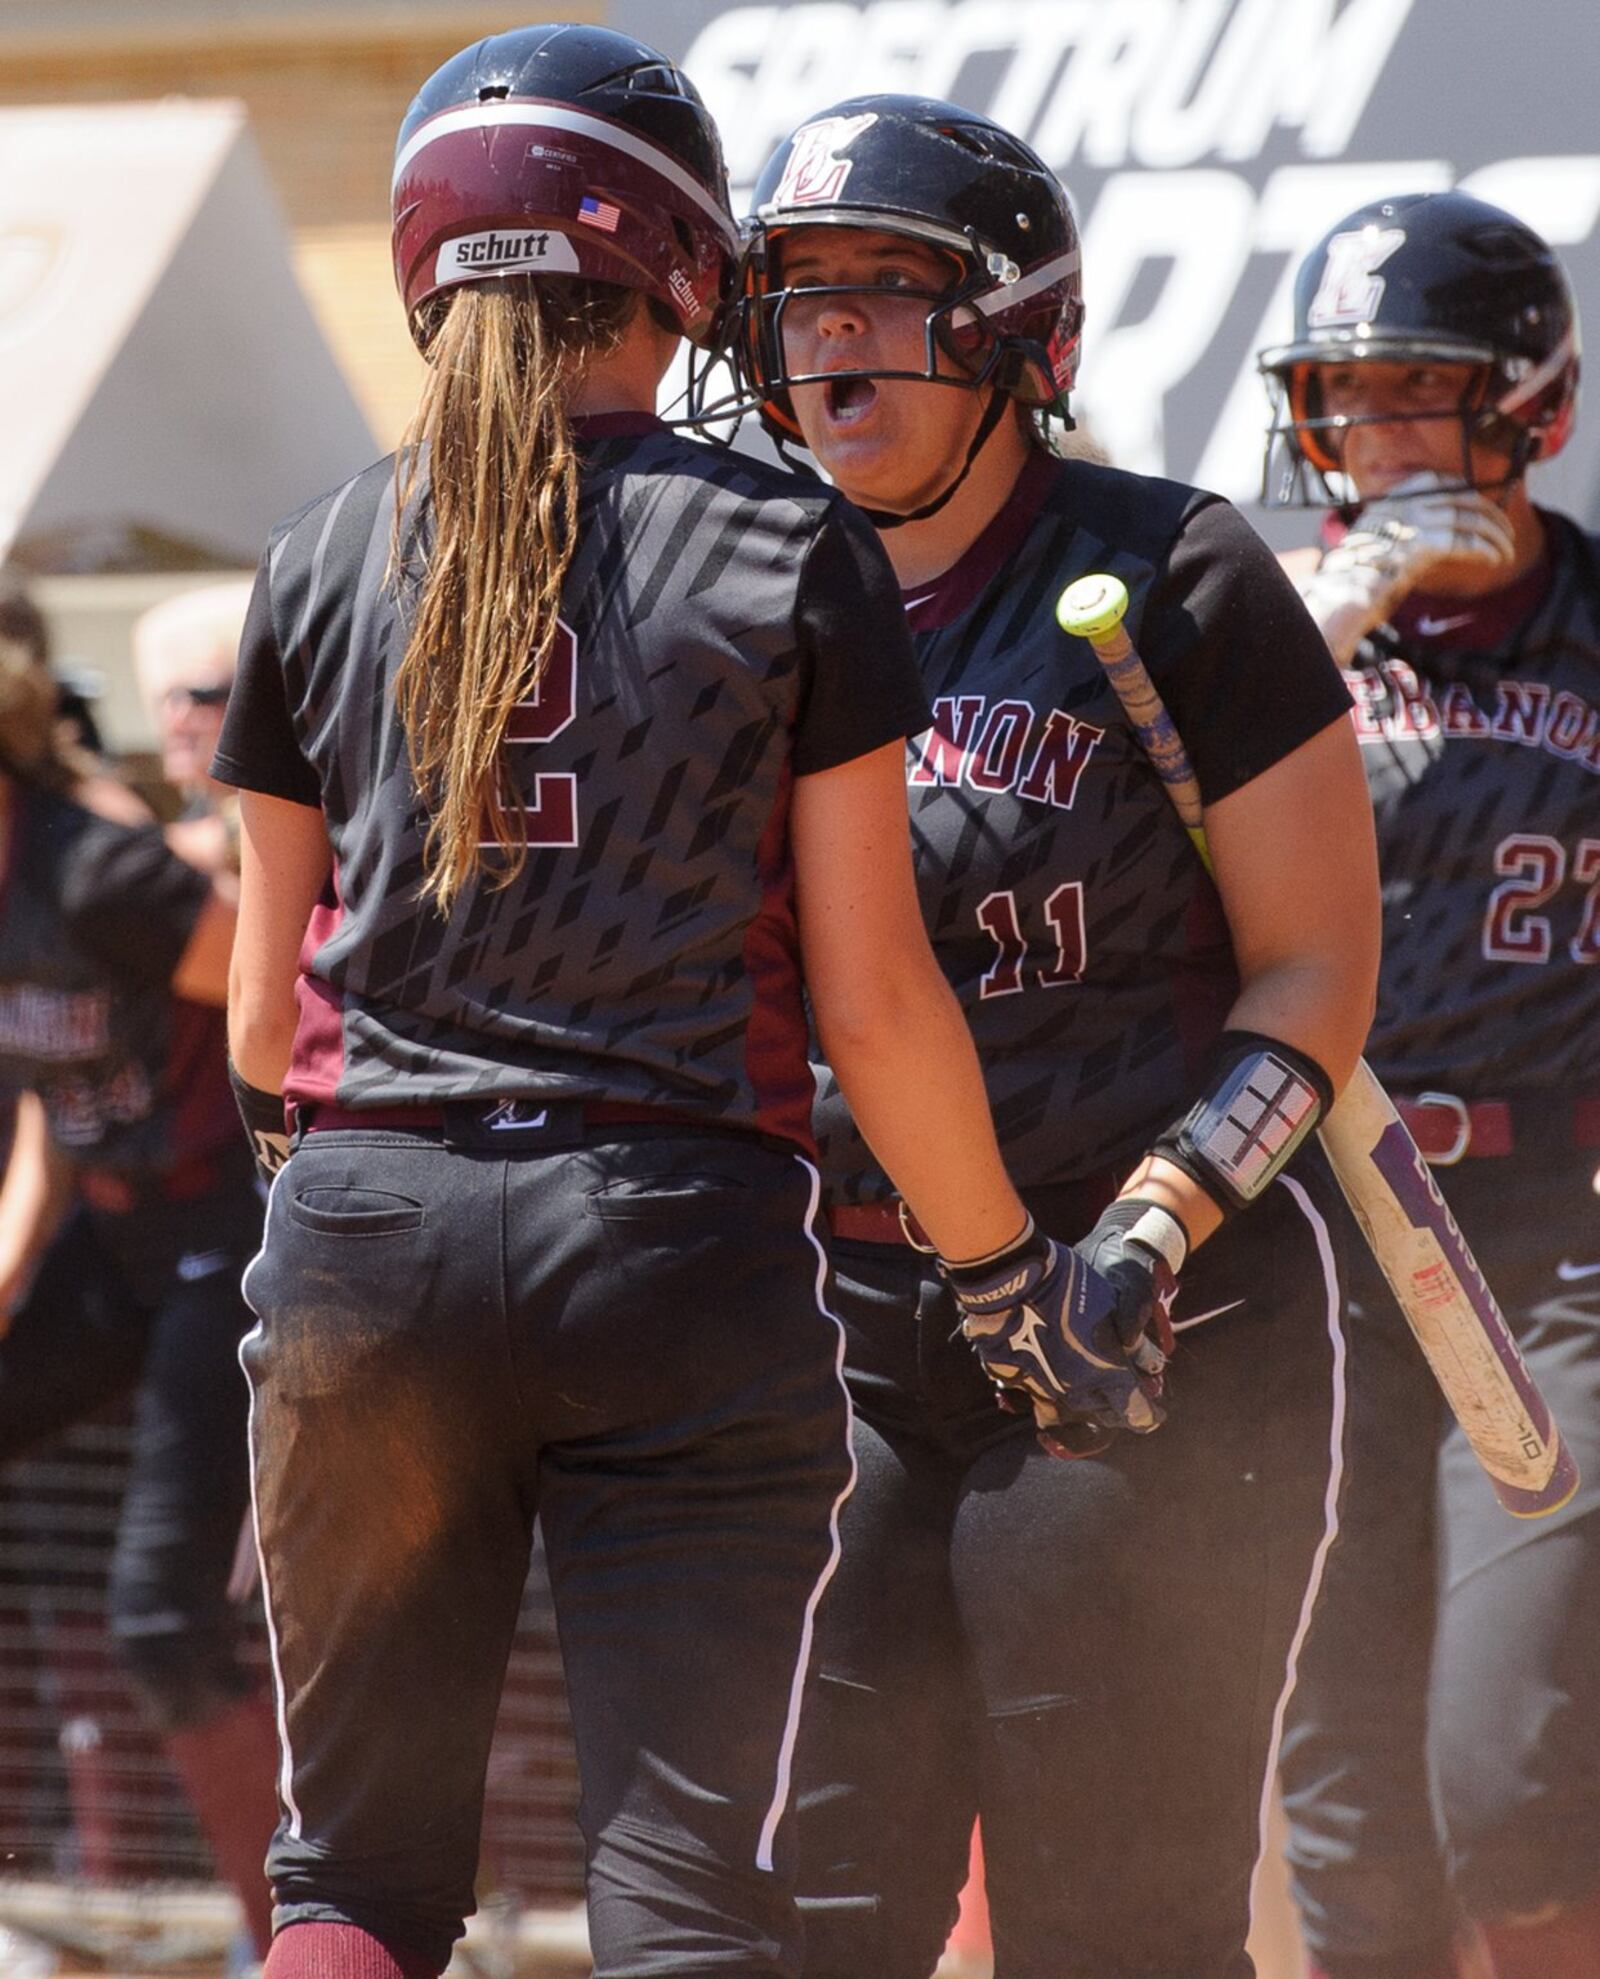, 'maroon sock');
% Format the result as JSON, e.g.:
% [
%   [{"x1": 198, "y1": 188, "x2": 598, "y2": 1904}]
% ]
[
  {"x1": 1478, "y1": 1893, "x2": 1600, "y2": 1979},
  {"x1": 263, "y1": 1922, "x2": 442, "y2": 1979},
  {"x1": 162, "y1": 1688, "x2": 281, "y2": 1957}
]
